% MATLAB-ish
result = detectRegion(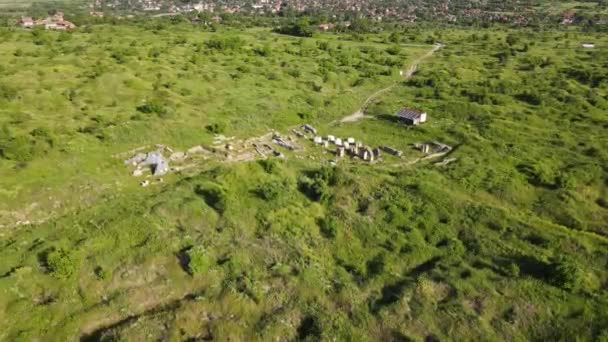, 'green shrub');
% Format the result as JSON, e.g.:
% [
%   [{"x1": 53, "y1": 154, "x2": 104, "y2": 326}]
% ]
[
  {"x1": 0, "y1": 134, "x2": 34, "y2": 162},
  {"x1": 255, "y1": 180, "x2": 285, "y2": 201},
  {"x1": 258, "y1": 159, "x2": 279, "y2": 174},
  {"x1": 505, "y1": 262, "x2": 520, "y2": 277},
  {"x1": 319, "y1": 216, "x2": 338, "y2": 238},
  {"x1": 46, "y1": 249, "x2": 78, "y2": 280},
  {"x1": 95, "y1": 266, "x2": 109, "y2": 280},
  {"x1": 311, "y1": 82, "x2": 323, "y2": 92},
  {"x1": 298, "y1": 175, "x2": 330, "y2": 202},
  {"x1": 525, "y1": 163, "x2": 555, "y2": 187},
  {"x1": 549, "y1": 256, "x2": 581, "y2": 291},
  {"x1": 136, "y1": 102, "x2": 167, "y2": 116},
  {"x1": 315, "y1": 166, "x2": 347, "y2": 186},
  {"x1": 385, "y1": 45, "x2": 401, "y2": 56},
  {"x1": 287, "y1": 69, "x2": 301, "y2": 78},
  {"x1": 253, "y1": 44, "x2": 272, "y2": 57},
  {"x1": 236, "y1": 65, "x2": 251, "y2": 73},
  {"x1": 187, "y1": 246, "x2": 212, "y2": 275},
  {"x1": 205, "y1": 36, "x2": 244, "y2": 51},
  {"x1": 205, "y1": 122, "x2": 227, "y2": 134},
  {"x1": 266, "y1": 72, "x2": 279, "y2": 80},
  {"x1": 443, "y1": 237, "x2": 466, "y2": 257},
  {"x1": 297, "y1": 112, "x2": 314, "y2": 121}
]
